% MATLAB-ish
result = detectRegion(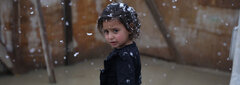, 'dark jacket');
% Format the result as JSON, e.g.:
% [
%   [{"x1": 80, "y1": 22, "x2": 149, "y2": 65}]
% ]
[{"x1": 100, "y1": 42, "x2": 141, "y2": 85}]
